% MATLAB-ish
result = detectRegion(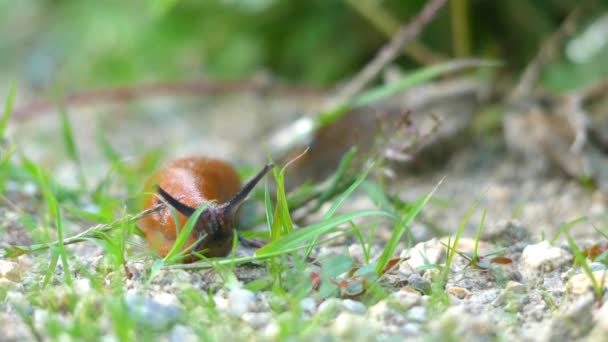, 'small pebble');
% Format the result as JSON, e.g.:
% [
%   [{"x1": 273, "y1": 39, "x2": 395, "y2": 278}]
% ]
[
  {"x1": 446, "y1": 286, "x2": 471, "y2": 299},
  {"x1": 504, "y1": 281, "x2": 524, "y2": 292},
  {"x1": 318, "y1": 298, "x2": 341, "y2": 316},
  {"x1": 519, "y1": 241, "x2": 572, "y2": 279},
  {"x1": 402, "y1": 238, "x2": 444, "y2": 272},
  {"x1": 341, "y1": 299, "x2": 367, "y2": 315},
  {"x1": 169, "y1": 324, "x2": 198, "y2": 342},
  {"x1": 241, "y1": 312, "x2": 272, "y2": 328},
  {"x1": 567, "y1": 270, "x2": 608, "y2": 295},
  {"x1": 0, "y1": 260, "x2": 21, "y2": 282},
  {"x1": 300, "y1": 298, "x2": 317, "y2": 315},
  {"x1": 126, "y1": 294, "x2": 181, "y2": 330},
  {"x1": 227, "y1": 288, "x2": 256, "y2": 317},
  {"x1": 331, "y1": 312, "x2": 377, "y2": 338},
  {"x1": 407, "y1": 274, "x2": 431, "y2": 294},
  {"x1": 393, "y1": 288, "x2": 421, "y2": 309}
]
